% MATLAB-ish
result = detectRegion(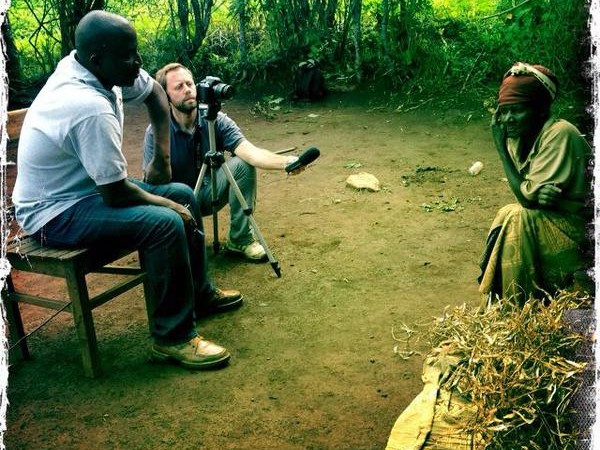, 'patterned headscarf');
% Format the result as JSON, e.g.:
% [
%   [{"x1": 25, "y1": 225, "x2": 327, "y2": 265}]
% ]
[{"x1": 498, "y1": 62, "x2": 559, "y2": 110}]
